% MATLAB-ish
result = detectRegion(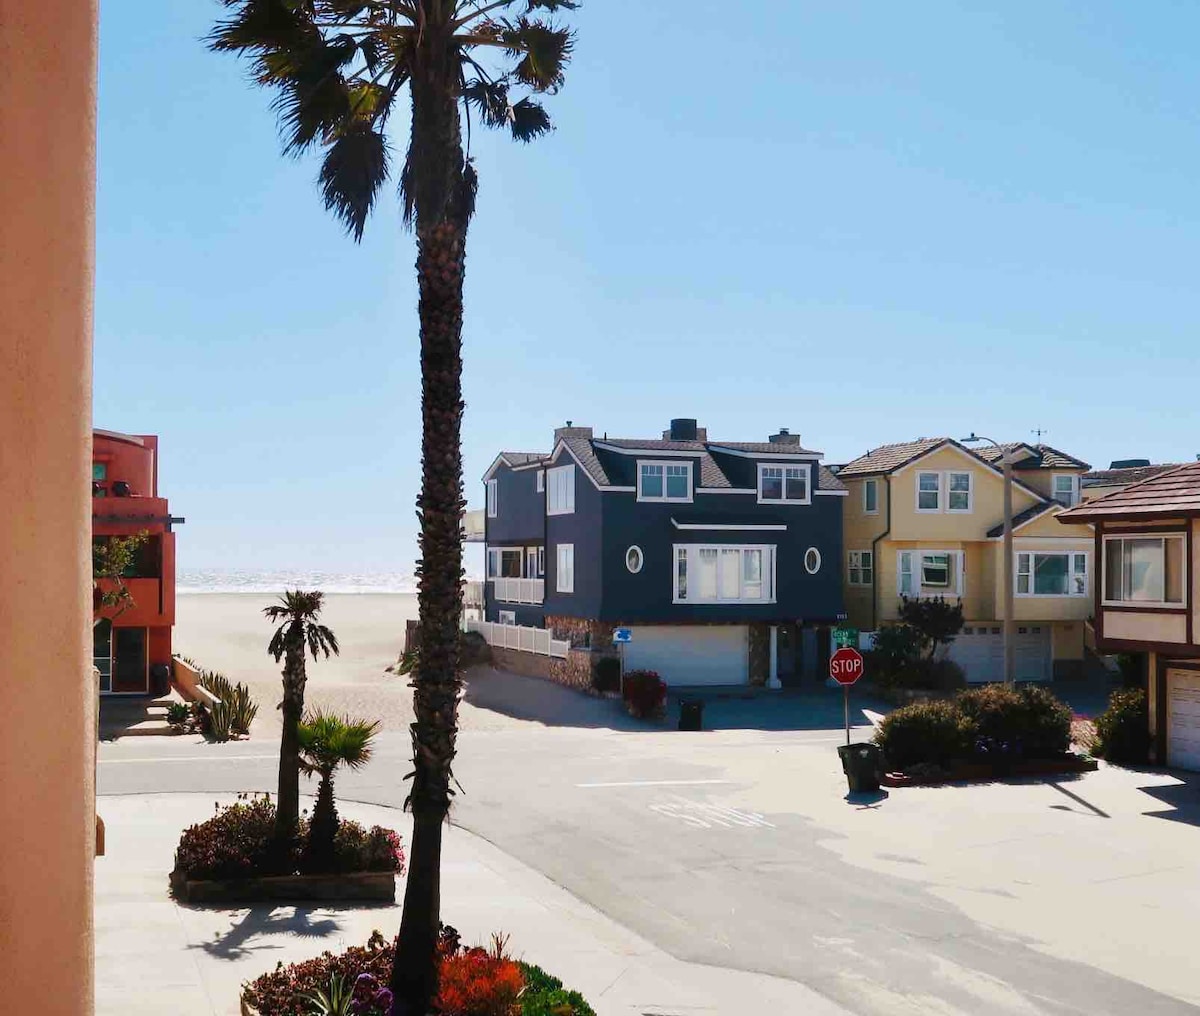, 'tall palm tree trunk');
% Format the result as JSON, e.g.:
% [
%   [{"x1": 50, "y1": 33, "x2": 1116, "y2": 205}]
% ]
[
  {"x1": 276, "y1": 649, "x2": 304, "y2": 844},
  {"x1": 391, "y1": 49, "x2": 468, "y2": 1016}
]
